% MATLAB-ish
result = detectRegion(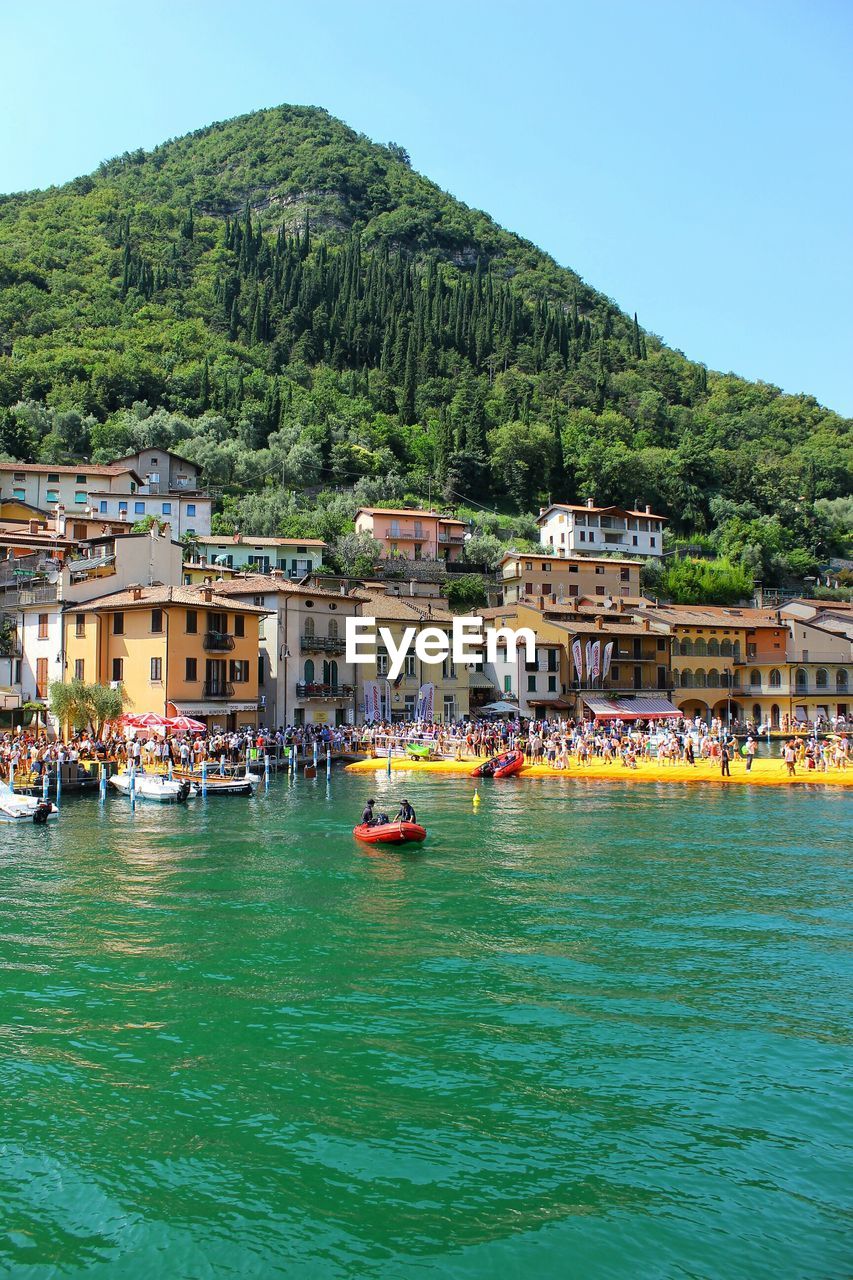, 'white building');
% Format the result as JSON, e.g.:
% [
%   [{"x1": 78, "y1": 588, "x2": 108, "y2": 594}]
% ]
[
  {"x1": 0, "y1": 457, "x2": 212, "y2": 535},
  {"x1": 0, "y1": 462, "x2": 140, "y2": 513},
  {"x1": 213, "y1": 575, "x2": 367, "y2": 728},
  {"x1": 87, "y1": 490, "x2": 212, "y2": 537},
  {"x1": 538, "y1": 499, "x2": 666, "y2": 560}
]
